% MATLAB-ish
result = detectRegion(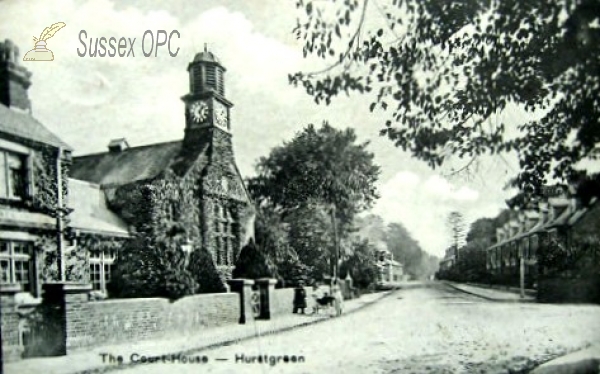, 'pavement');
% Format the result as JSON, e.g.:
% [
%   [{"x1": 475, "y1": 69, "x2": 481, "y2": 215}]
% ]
[
  {"x1": 4, "y1": 289, "x2": 393, "y2": 374},
  {"x1": 530, "y1": 344, "x2": 600, "y2": 374},
  {"x1": 444, "y1": 281, "x2": 536, "y2": 302}
]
